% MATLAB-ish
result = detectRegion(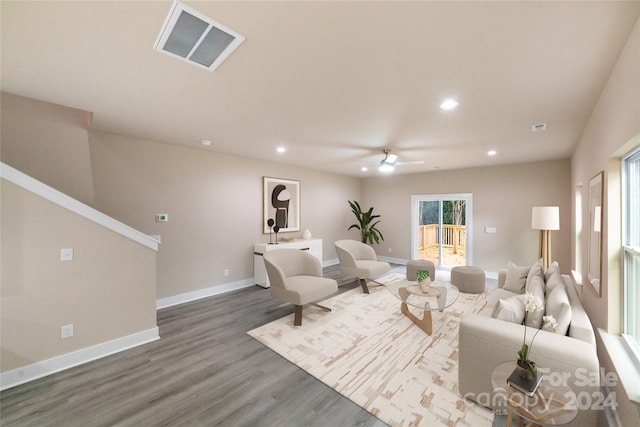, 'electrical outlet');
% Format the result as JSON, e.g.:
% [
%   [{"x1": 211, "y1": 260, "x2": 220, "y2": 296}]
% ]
[
  {"x1": 224, "y1": 269, "x2": 230, "y2": 277},
  {"x1": 388, "y1": 248, "x2": 392, "y2": 253},
  {"x1": 61, "y1": 324, "x2": 74, "y2": 339}
]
